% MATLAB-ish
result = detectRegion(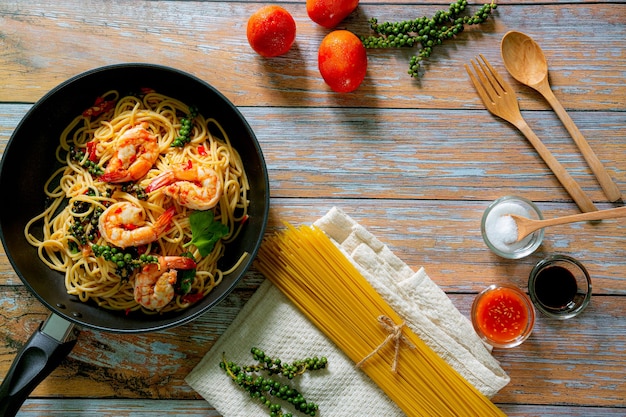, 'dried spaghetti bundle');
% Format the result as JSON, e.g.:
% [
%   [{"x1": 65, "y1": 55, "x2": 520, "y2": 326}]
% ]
[{"x1": 255, "y1": 223, "x2": 505, "y2": 417}]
